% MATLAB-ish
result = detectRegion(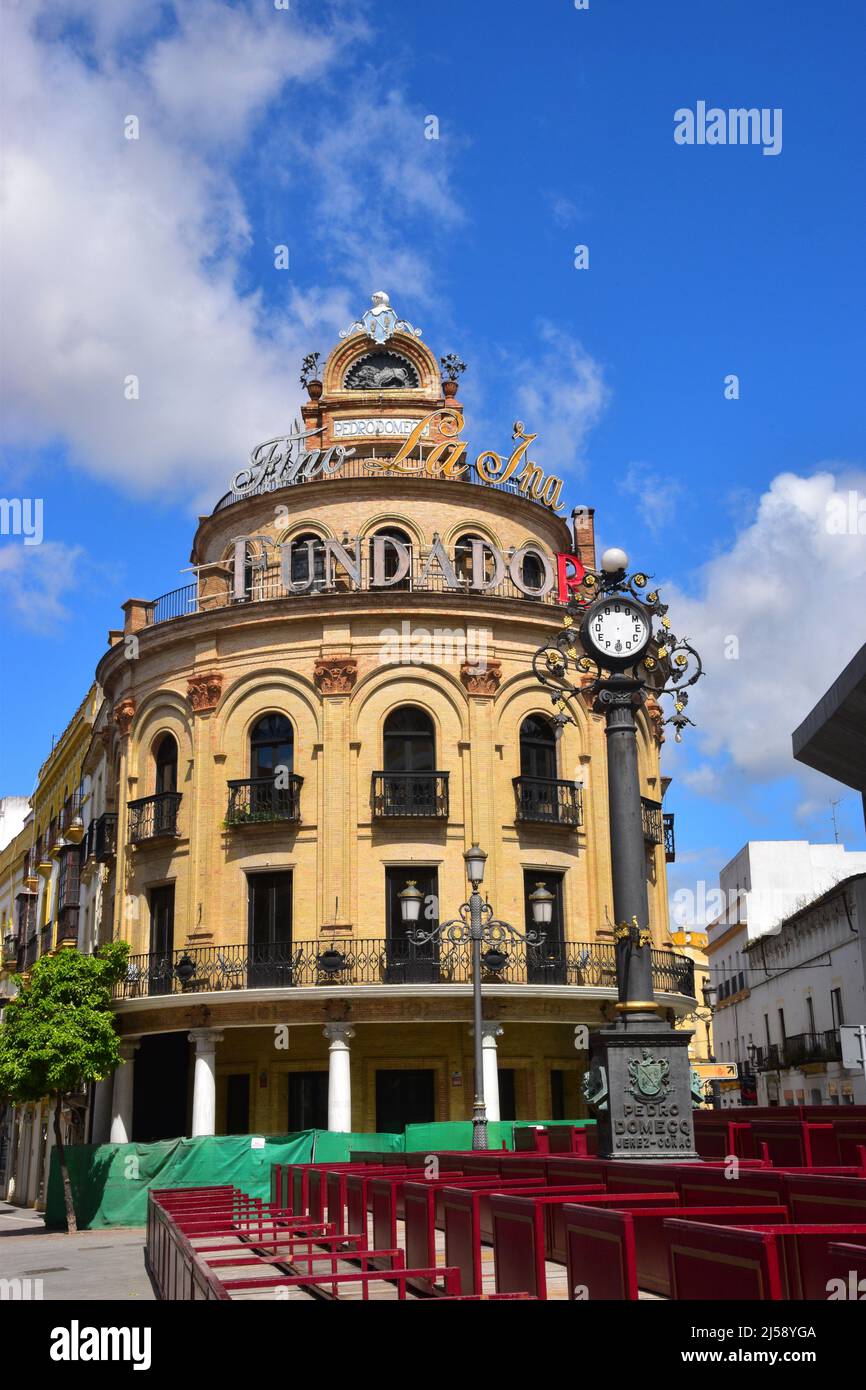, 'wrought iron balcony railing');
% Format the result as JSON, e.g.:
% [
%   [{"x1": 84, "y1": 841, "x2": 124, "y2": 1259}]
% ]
[
  {"x1": 663, "y1": 812, "x2": 675, "y2": 862},
  {"x1": 226, "y1": 775, "x2": 303, "y2": 826},
  {"x1": 780, "y1": 1030, "x2": 842, "y2": 1067},
  {"x1": 641, "y1": 796, "x2": 664, "y2": 845},
  {"x1": 85, "y1": 812, "x2": 118, "y2": 862},
  {"x1": 112, "y1": 938, "x2": 696, "y2": 1000},
  {"x1": 128, "y1": 792, "x2": 182, "y2": 844},
  {"x1": 371, "y1": 772, "x2": 449, "y2": 819},
  {"x1": 513, "y1": 776, "x2": 582, "y2": 828}
]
